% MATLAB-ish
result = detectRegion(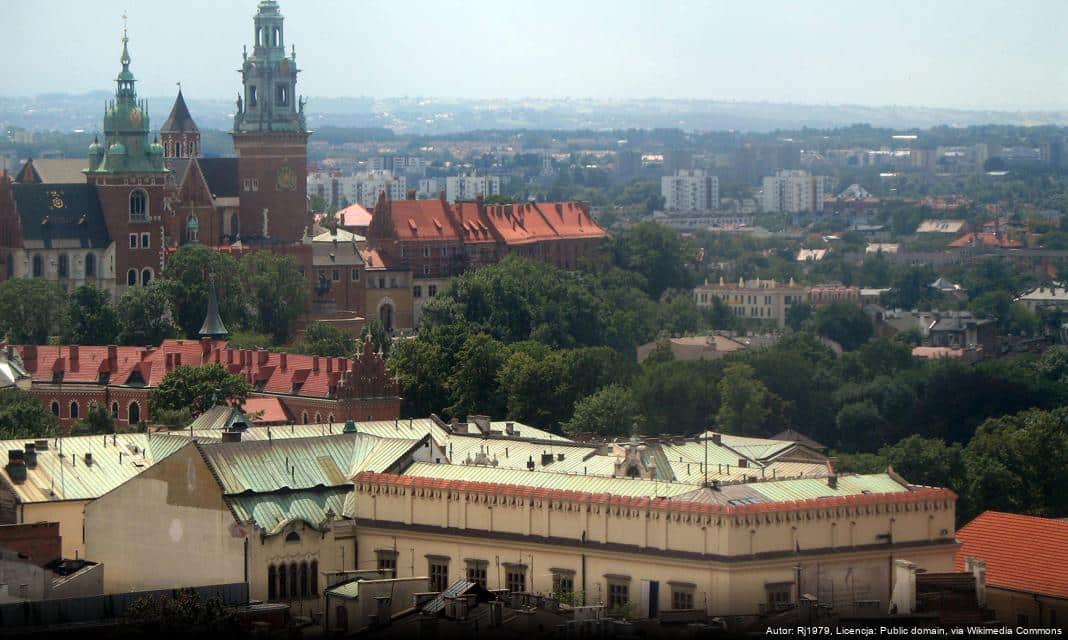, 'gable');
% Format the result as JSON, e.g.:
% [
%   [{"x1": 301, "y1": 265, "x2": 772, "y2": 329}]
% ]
[{"x1": 11, "y1": 183, "x2": 111, "y2": 249}]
